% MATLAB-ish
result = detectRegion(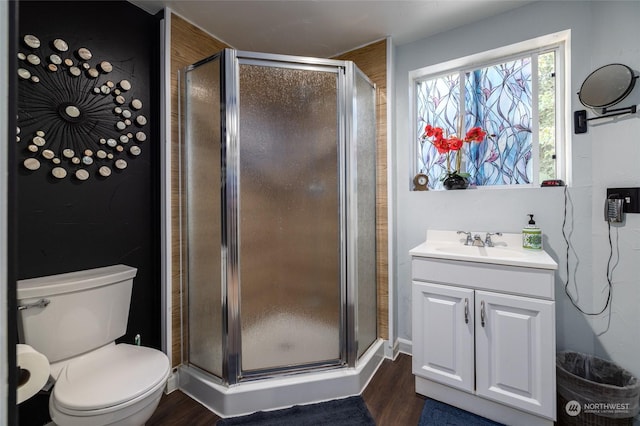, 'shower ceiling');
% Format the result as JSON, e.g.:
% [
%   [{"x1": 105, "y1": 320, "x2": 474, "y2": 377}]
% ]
[{"x1": 128, "y1": 0, "x2": 533, "y2": 57}]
